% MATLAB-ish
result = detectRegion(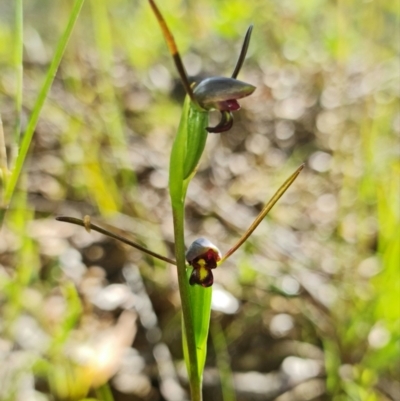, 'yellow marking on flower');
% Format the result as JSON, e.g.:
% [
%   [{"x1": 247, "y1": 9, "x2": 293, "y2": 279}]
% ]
[
  {"x1": 199, "y1": 266, "x2": 209, "y2": 281},
  {"x1": 197, "y1": 258, "x2": 206, "y2": 267}
]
